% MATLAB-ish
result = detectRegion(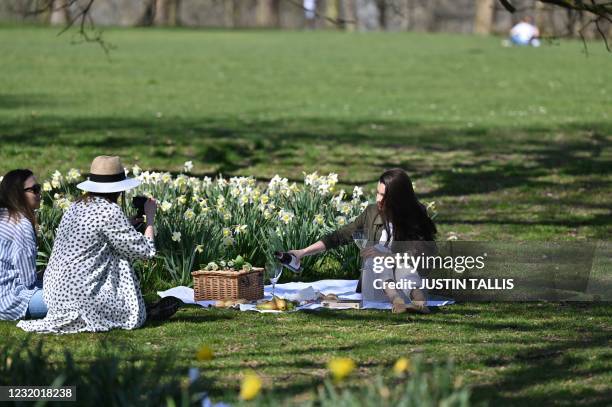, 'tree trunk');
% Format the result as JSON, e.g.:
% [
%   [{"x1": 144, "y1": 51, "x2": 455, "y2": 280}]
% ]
[
  {"x1": 154, "y1": 0, "x2": 168, "y2": 26},
  {"x1": 223, "y1": 0, "x2": 235, "y2": 28},
  {"x1": 256, "y1": 0, "x2": 279, "y2": 28},
  {"x1": 376, "y1": 0, "x2": 387, "y2": 30},
  {"x1": 474, "y1": 0, "x2": 495, "y2": 34},
  {"x1": 49, "y1": 0, "x2": 70, "y2": 26},
  {"x1": 399, "y1": 0, "x2": 410, "y2": 31},
  {"x1": 341, "y1": 0, "x2": 357, "y2": 31},
  {"x1": 325, "y1": 0, "x2": 340, "y2": 29}
]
